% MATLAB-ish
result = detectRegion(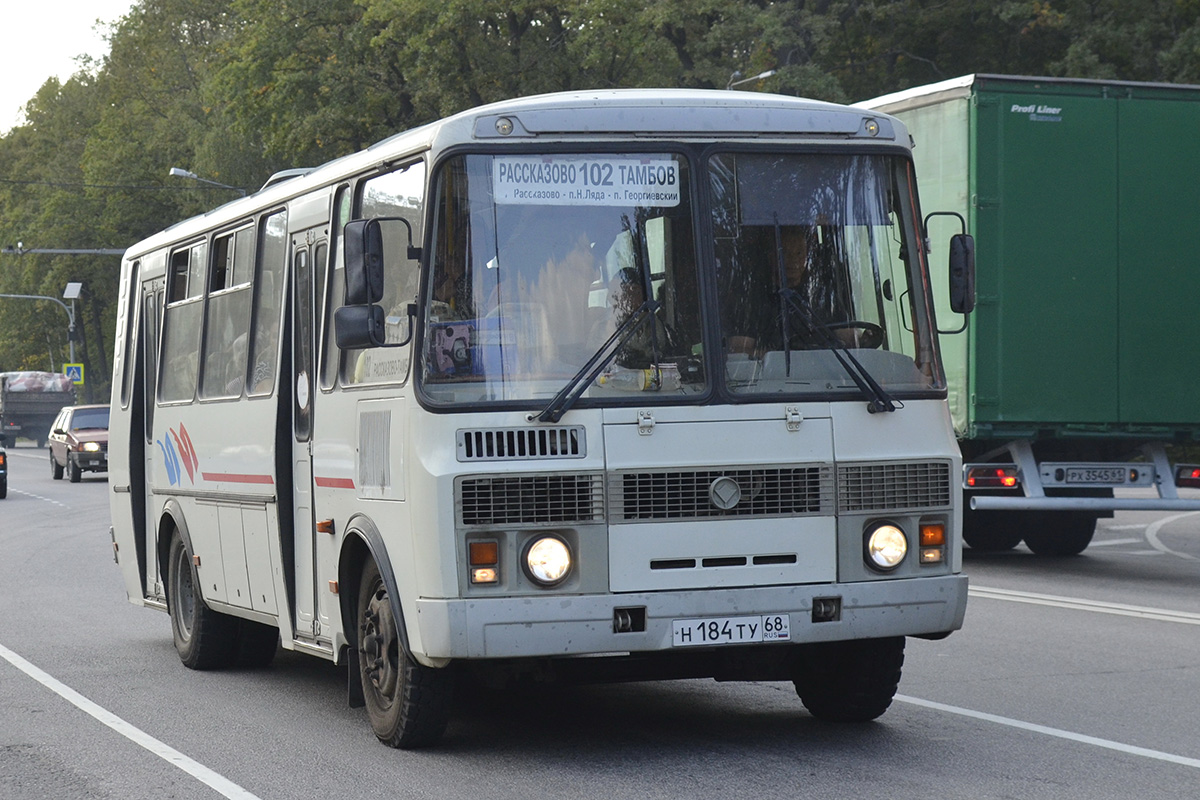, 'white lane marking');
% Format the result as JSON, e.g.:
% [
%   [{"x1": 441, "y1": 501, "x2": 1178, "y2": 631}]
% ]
[
  {"x1": 1143, "y1": 512, "x2": 1200, "y2": 561},
  {"x1": 969, "y1": 586, "x2": 1200, "y2": 625},
  {"x1": 1088, "y1": 537, "x2": 1142, "y2": 547},
  {"x1": 897, "y1": 695, "x2": 1200, "y2": 769},
  {"x1": 0, "y1": 642, "x2": 262, "y2": 800},
  {"x1": 1100, "y1": 524, "x2": 1149, "y2": 531},
  {"x1": 6, "y1": 489, "x2": 69, "y2": 508}
]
